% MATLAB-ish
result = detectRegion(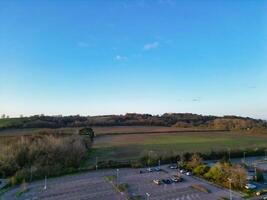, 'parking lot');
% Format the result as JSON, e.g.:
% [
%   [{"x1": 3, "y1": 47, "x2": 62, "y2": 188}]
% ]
[{"x1": 1, "y1": 165, "x2": 242, "y2": 200}]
